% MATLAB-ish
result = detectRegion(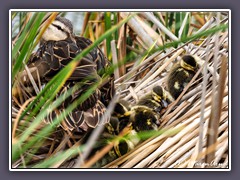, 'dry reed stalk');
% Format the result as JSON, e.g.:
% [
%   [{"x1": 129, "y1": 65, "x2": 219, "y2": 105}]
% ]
[
  {"x1": 123, "y1": 96, "x2": 228, "y2": 168},
  {"x1": 161, "y1": 138, "x2": 198, "y2": 168},
  {"x1": 124, "y1": 49, "x2": 184, "y2": 101},
  {"x1": 198, "y1": 35, "x2": 212, "y2": 164},
  {"x1": 115, "y1": 51, "x2": 161, "y2": 86},
  {"x1": 129, "y1": 112, "x2": 203, "y2": 168},
  {"x1": 81, "y1": 12, "x2": 91, "y2": 37},
  {"x1": 120, "y1": 12, "x2": 155, "y2": 48},
  {"x1": 165, "y1": 117, "x2": 227, "y2": 168},
  {"x1": 192, "y1": 12, "x2": 206, "y2": 26},
  {"x1": 188, "y1": 115, "x2": 228, "y2": 168},
  {"x1": 133, "y1": 121, "x2": 200, "y2": 168},
  {"x1": 121, "y1": 144, "x2": 161, "y2": 168},
  {"x1": 117, "y1": 19, "x2": 127, "y2": 77},
  {"x1": 214, "y1": 140, "x2": 228, "y2": 164},
  {"x1": 163, "y1": 116, "x2": 213, "y2": 168},
  {"x1": 135, "y1": 55, "x2": 165, "y2": 87},
  {"x1": 149, "y1": 128, "x2": 199, "y2": 168},
  {"x1": 134, "y1": 15, "x2": 163, "y2": 46},
  {"x1": 115, "y1": 41, "x2": 189, "y2": 86},
  {"x1": 47, "y1": 137, "x2": 58, "y2": 157},
  {"x1": 111, "y1": 40, "x2": 120, "y2": 80},
  {"x1": 178, "y1": 12, "x2": 190, "y2": 38},
  {"x1": 50, "y1": 139, "x2": 82, "y2": 168},
  {"x1": 156, "y1": 12, "x2": 165, "y2": 26},
  {"x1": 163, "y1": 101, "x2": 191, "y2": 126},
  {"x1": 141, "y1": 12, "x2": 178, "y2": 42},
  {"x1": 205, "y1": 55, "x2": 228, "y2": 164}
]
